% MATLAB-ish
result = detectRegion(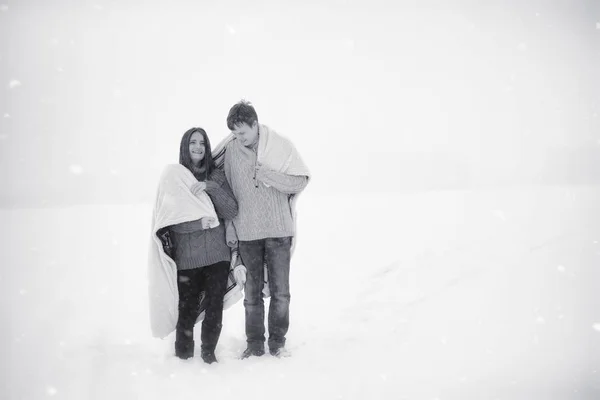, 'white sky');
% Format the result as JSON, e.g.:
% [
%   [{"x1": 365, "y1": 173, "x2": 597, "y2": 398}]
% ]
[{"x1": 1, "y1": 0, "x2": 598, "y2": 203}]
